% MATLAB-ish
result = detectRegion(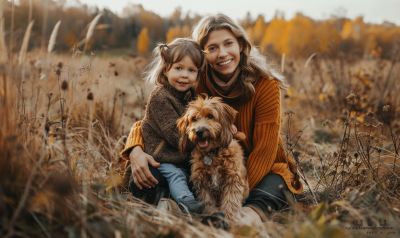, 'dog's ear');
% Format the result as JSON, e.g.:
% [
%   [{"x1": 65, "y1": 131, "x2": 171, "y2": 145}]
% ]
[
  {"x1": 179, "y1": 134, "x2": 195, "y2": 154},
  {"x1": 177, "y1": 114, "x2": 188, "y2": 136},
  {"x1": 220, "y1": 126, "x2": 233, "y2": 148},
  {"x1": 219, "y1": 103, "x2": 238, "y2": 147},
  {"x1": 177, "y1": 114, "x2": 194, "y2": 153},
  {"x1": 222, "y1": 103, "x2": 238, "y2": 124}
]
